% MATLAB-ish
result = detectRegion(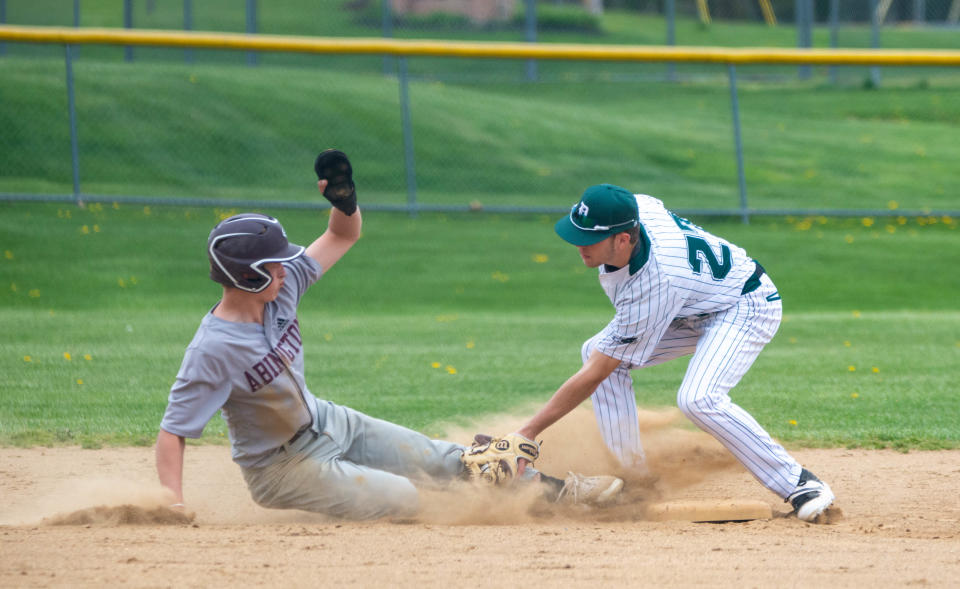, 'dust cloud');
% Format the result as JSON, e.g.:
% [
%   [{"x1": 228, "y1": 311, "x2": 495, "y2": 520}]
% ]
[
  {"x1": 414, "y1": 405, "x2": 742, "y2": 524},
  {"x1": 16, "y1": 406, "x2": 741, "y2": 526}
]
